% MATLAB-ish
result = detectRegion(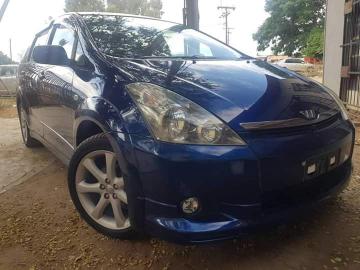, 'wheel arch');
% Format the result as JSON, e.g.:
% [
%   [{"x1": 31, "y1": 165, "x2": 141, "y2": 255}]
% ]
[
  {"x1": 16, "y1": 87, "x2": 27, "y2": 112},
  {"x1": 74, "y1": 95, "x2": 136, "y2": 170},
  {"x1": 16, "y1": 87, "x2": 31, "y2": 122},
  {"x1": 74, "y1": 118, "x2": 104, "y2": 147},
  {"x1": 73, "y1": 114, "x2": 121, "y2": 155},
  {"x1": 73, "y1": 112, "x2": 145, "y2": 232}
]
